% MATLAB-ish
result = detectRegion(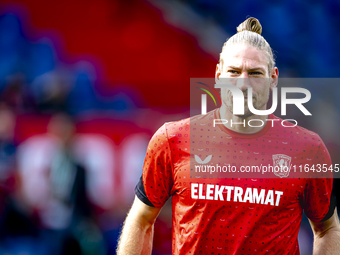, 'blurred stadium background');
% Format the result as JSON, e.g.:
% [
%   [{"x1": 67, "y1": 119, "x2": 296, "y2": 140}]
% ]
[{"x1": 0, "y1": 0, "x2": 339, "y2": 254}]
